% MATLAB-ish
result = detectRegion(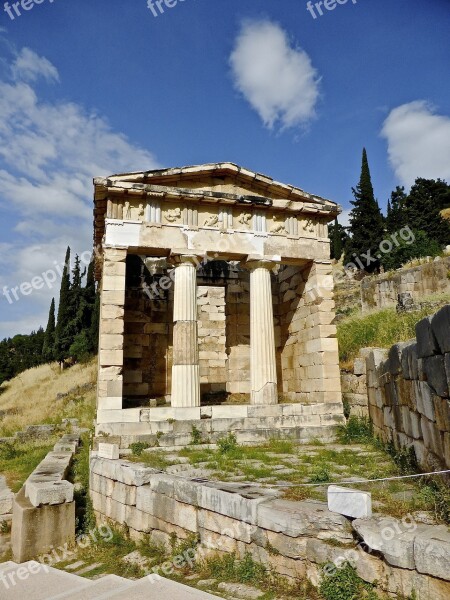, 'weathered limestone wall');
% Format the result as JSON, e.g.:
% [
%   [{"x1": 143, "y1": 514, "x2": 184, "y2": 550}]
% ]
[
  {"x1": 11, "y1": 434, "x2": 78, "y2": 563},
  {"x1": 90, "y1": 456, "x2": 450, "y2": 599},
  {"x1": 278, "y1": 262, "x2": 341, "y2": 405},
  {"x1": 0, "y1": 475, "x2": 13, "y2": 557},
  {"x1": 365, "y1": 306, "x2": 450, "y2": 471},
  {"x1": 225, "y1": 276, "x2": 251, "y2": 396},
  {"x1": 340, "y1": 350, "x2": 370, "y2": 418},
  {"x1": 361, "y1": 257, "x2": 450, "y2": 312}
]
